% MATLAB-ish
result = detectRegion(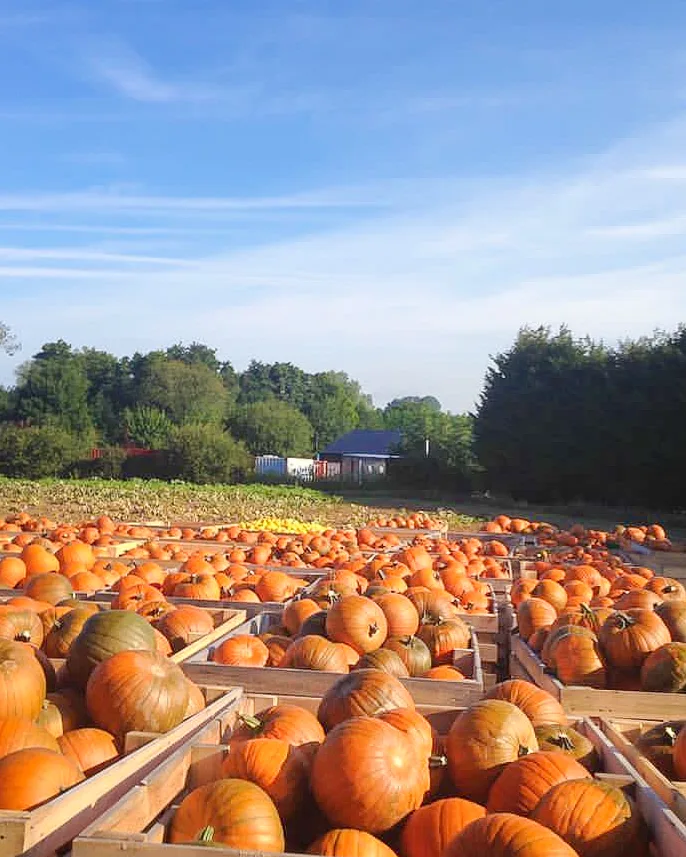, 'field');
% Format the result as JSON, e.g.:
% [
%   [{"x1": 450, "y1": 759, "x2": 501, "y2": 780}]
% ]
[{"x1": 0, "y1": 476, "x2": 481, "y2": 529}]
